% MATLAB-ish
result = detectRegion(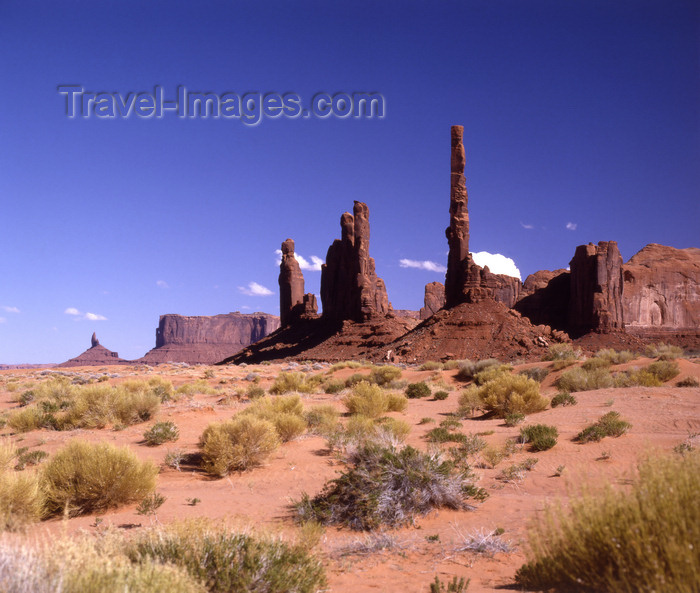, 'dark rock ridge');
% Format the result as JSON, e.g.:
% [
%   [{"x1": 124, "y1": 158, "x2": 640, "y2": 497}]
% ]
[
  {"x1": 57, "y1": 334, "x2": 129, "y2": 367},
  {"x1": 515, "y1": 269, "x2": 570, "y2": 329},
  {"x1": 320, "y1": 201, "x2": 391, "y2": 322},
  {"x1": 139, "y1": 312, "x2": 280, "y2": 364}
]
